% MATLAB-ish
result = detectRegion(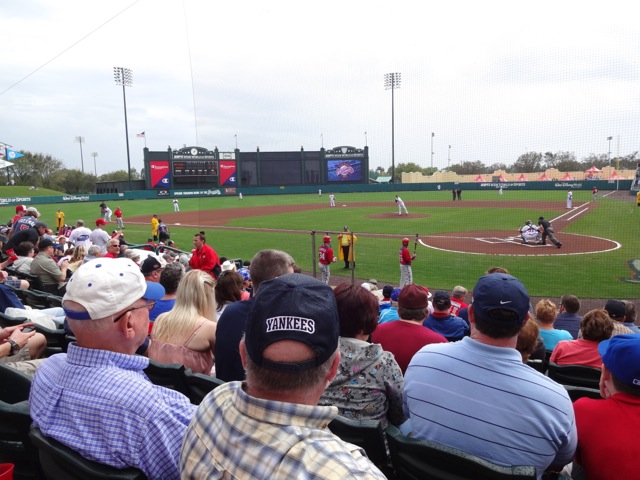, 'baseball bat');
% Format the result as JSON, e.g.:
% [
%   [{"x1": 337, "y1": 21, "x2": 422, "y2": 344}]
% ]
[{"x1": 413, "y1": 233, "x2": 419, "y2": 256}]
